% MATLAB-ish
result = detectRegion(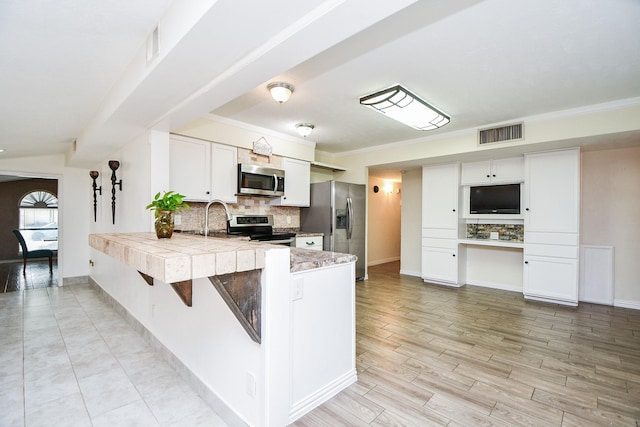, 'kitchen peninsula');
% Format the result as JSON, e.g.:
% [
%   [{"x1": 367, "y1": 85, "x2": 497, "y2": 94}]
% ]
[{"x1": 89, "y1": 232, "x2": 357, "y2": 426}]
